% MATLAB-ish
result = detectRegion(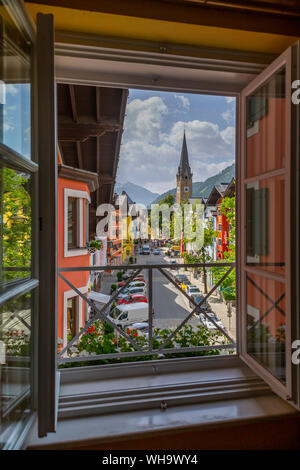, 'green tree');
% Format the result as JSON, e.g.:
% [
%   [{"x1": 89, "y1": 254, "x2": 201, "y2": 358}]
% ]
[
  {"x1": 211, "y1": 196, "x2": 236, "y2": 301},
  {"x1": 1, "y1": 168, "x2": 31, "y2": 282}
]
